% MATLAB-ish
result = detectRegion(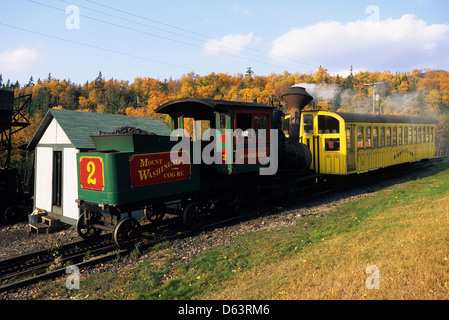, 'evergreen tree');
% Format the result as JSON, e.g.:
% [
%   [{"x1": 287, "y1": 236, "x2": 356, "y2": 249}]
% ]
[
  {"x1": 27, "y1": 76, "x2": 35, "y2": 87},
  {"x1": 343, "y1": 65, "x2": 354, "y2": 89},
  {"x1": 245, "y1": 67, "x2": 254, "y2": 77}
]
